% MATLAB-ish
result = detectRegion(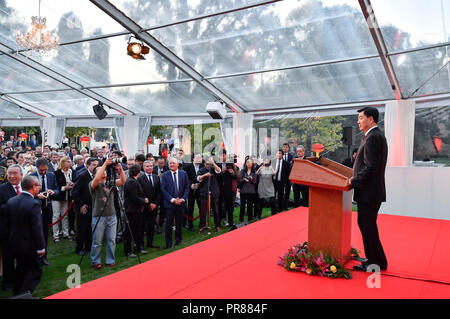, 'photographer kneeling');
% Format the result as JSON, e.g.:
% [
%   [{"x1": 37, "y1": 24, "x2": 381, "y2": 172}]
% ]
[{"x1": 89, "y1": 157, "x2": 126, "y2": 269}]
